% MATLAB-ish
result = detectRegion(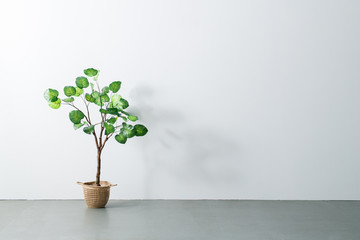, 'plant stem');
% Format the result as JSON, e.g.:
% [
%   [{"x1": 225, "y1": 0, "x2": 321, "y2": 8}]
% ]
[
  {"x1": 96, "y1": 148, "x2": 101, "y2": 186},
  {"x1": 96, "y1": 80, "x2": 105, "y2": 185},
  {"x1": 101, "y1": 132, "x2": 114, "y2": 151},
  {"x1": 81, "y1": 95, "x2": 91, "y2": 123}
]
